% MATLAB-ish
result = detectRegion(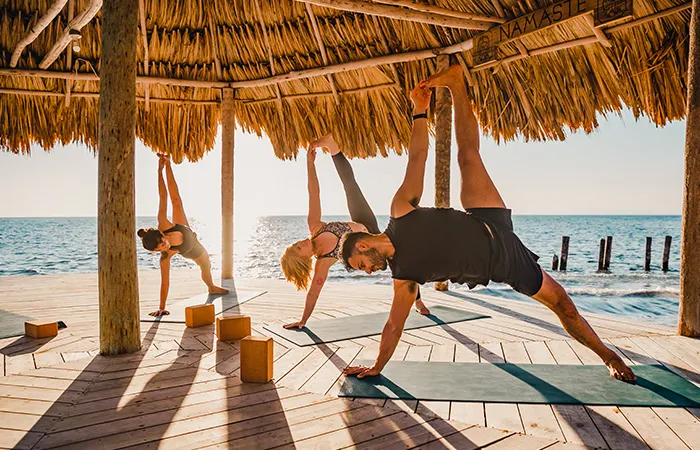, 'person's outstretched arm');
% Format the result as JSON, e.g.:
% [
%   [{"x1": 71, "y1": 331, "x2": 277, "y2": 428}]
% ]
[
  {"x1": 157, "y1": 157, "x2": 173, "y2": 230},
  {"x1": 343, "y1": 279, "x2": 416, "y2": 377},
  {"x1": 306, "y1": 147, "x2": 324, "y2": 233},
  {"x1": 162, "y1": 155, "x2": 189, "y2": 226},
  {"x1": 390, "y1": 86, "x2": 432, "y2": 218},
  {"x1": 283, "y1": 257, "x2": 335, "y2": 329}
]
